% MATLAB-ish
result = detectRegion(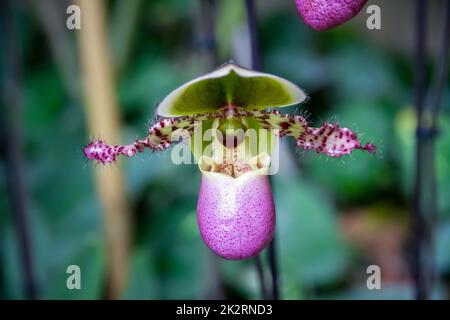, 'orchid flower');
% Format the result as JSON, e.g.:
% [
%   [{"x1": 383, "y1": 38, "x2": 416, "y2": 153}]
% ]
[
  {"x1": 84, "y1": 63, "x2": 375, "y2": 260},
  {"x1": 295, "y1": 0, "x2": 367, "y2": 31}
]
